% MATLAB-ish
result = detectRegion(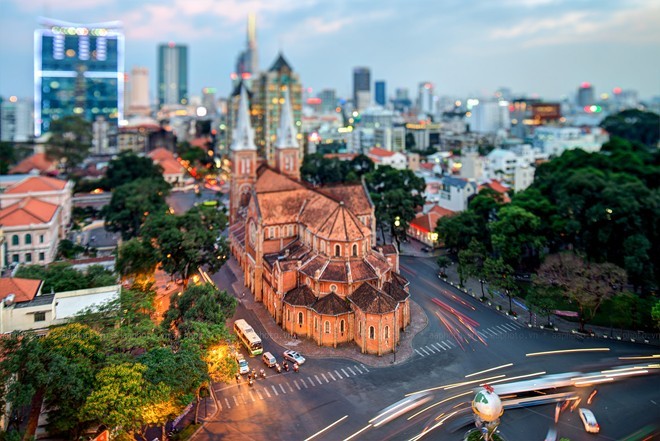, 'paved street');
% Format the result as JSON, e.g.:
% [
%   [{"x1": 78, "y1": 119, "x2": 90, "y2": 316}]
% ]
[{"x1": 195, "y1": 254, "x2": 659, "y2": 441}]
